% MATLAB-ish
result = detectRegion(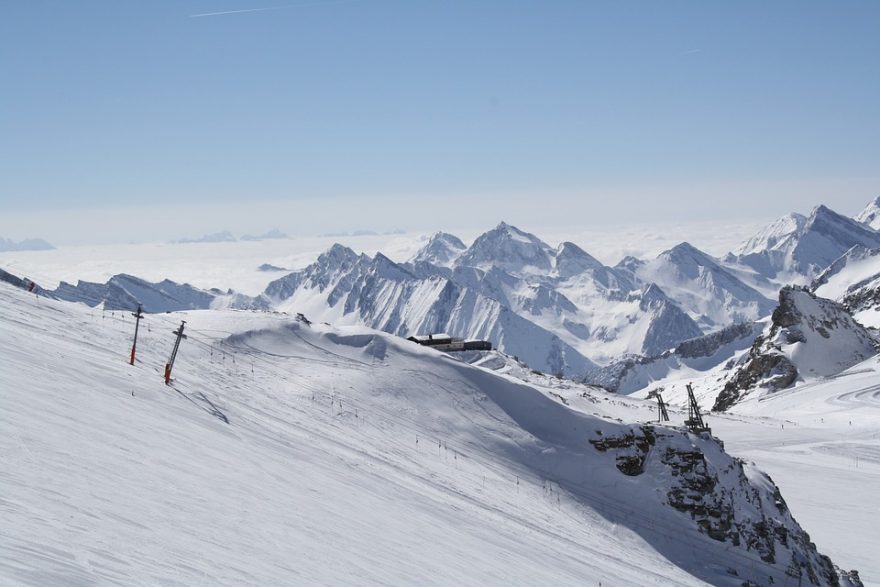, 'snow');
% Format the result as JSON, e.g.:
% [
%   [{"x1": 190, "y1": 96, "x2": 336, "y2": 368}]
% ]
[
  {"x1": 854, "y1": 195, "x2": 880, "y2": 230},
  {"x1": 814, "y1": 248, "x2": 880, "y2": 301},
  {"x1": 733, "y1": 212, "x2": 806, "y2": 257},
  {"x1": 719, "y1": 358, "x2": 880, "y2": 581},
  {"x1": 626, "y1": 357, "x2": 880, "y2": 583},
  {"x1": 633, "y1": 242, "x2": 774, "y2": 329},
  {"x1": 1, "y1": 282, "x2": 863, "y2": 586},
  {"x1": 729, "y1": 205, "x2": 880, "y2": 280}
]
